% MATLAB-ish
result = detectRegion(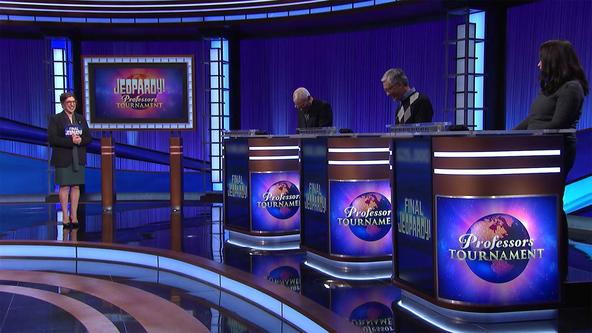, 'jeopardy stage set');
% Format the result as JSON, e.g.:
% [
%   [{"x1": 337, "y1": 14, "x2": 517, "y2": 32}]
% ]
[{"x1": 223, "y1": 126, "x2": 568, "y2": 322}]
